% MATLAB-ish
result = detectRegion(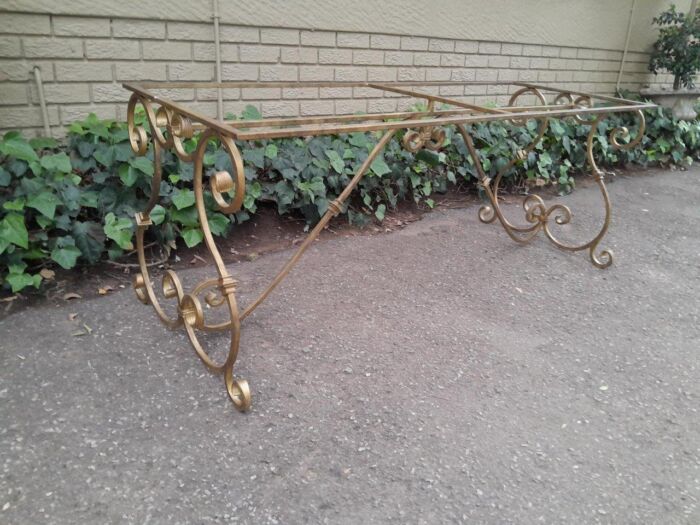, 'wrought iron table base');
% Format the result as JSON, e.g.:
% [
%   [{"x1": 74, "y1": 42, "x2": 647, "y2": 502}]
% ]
[{"x1": 124, "y1": 81, "x2": 651, "y2": 411}]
